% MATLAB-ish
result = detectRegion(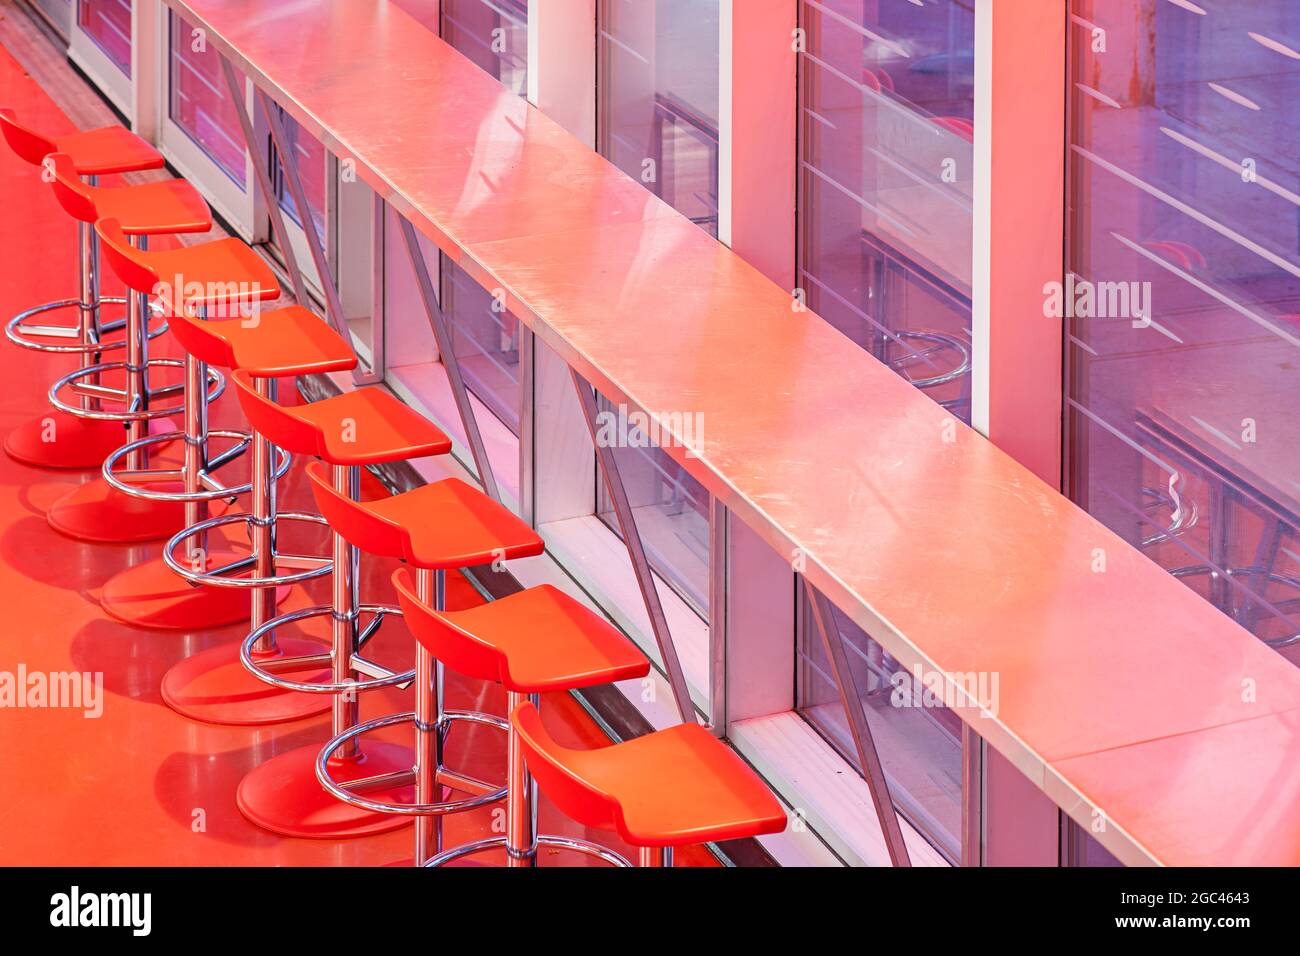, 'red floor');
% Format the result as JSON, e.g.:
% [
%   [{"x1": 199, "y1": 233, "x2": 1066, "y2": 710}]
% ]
[{"x1": 0, "y1": 42, "x2": 711, "y2": 867}]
